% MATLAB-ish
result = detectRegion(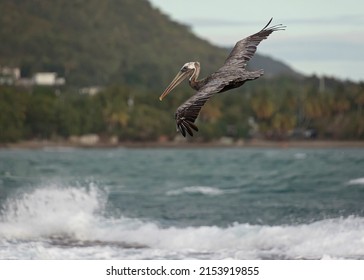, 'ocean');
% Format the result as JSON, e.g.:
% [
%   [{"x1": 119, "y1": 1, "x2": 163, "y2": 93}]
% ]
[{"x1": 0, "y1": 147, "x2": 364, "y2": 259}]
